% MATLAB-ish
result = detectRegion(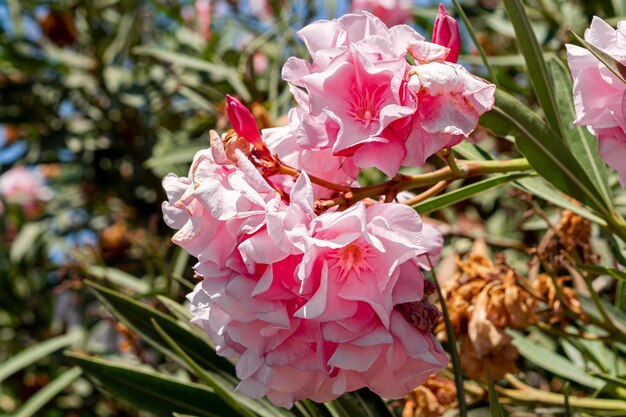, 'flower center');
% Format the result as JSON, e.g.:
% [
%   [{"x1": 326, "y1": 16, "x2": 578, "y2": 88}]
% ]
[
  {"x1": 348, "y1": 87, "x2": 385, "y2": 128},
  {"x1": 328, "y1": 242, "x2": 373, "y2": 280}
]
